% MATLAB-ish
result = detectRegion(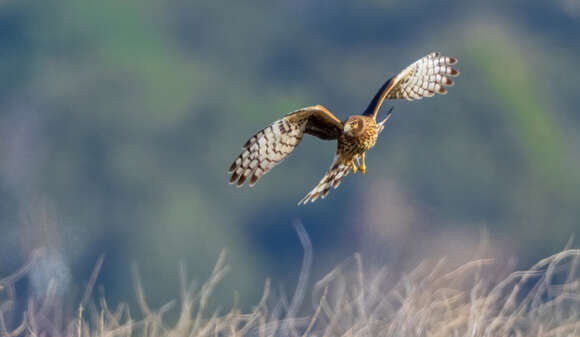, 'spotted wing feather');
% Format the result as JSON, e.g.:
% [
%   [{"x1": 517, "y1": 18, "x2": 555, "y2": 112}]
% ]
[
  {"x1": 363, "y1": 52, "x2": 460, "y2": 118},
  {"x1": 228, "y1": 118, "x2": 306, "y2": 187},
  {"x1": 298, "y1": 157, "x2": 351, "y2": 205},
  {"x1": 228, "y1": 105, "x2": 342, "y2": 187},
  {"x1": 387, "y1": 52, "x2": 459, "y2": 100}
]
